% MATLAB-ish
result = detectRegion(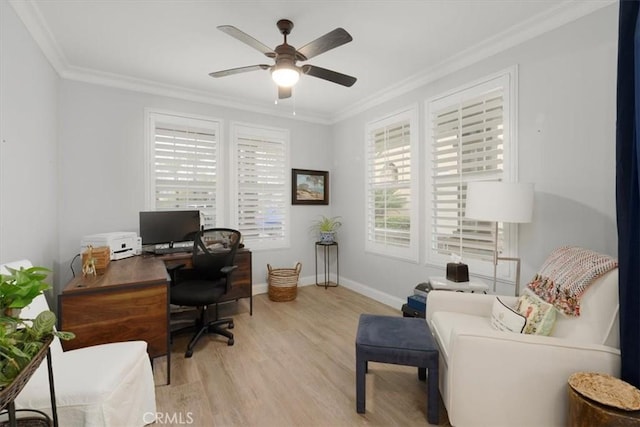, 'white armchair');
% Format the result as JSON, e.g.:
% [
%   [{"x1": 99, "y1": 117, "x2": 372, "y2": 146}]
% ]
[
  {"x1": 426, "y1": 268, "x2": 620, "y2": 427},
  {"x1": 1, "y1": 260, "x2": 157, "y2": 427}
]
